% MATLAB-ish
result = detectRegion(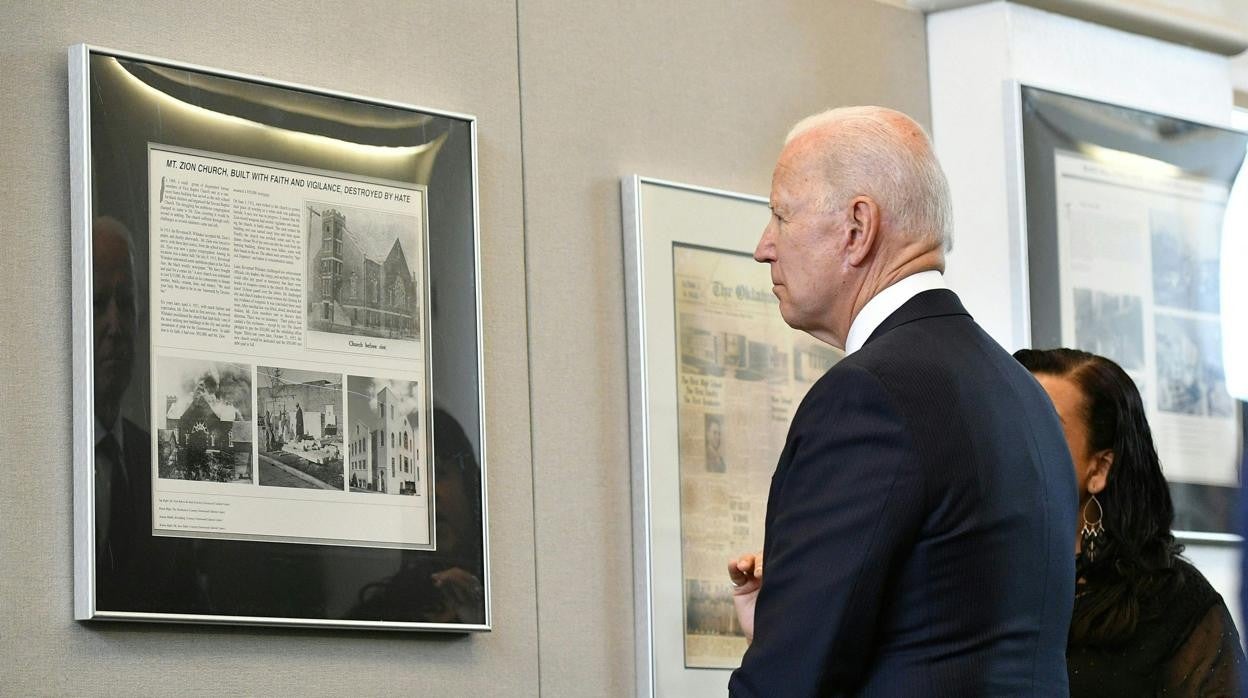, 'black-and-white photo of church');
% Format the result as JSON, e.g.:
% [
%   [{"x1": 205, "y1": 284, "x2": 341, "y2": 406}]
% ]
[
  {"x1": 306, "y1": 202, "x2": 421, "y2": 341},
  {"x1": 155, "y1": 356, "x2": 254, "y2": 484}
]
